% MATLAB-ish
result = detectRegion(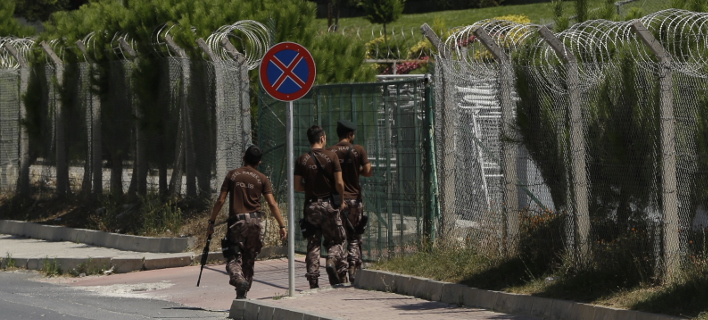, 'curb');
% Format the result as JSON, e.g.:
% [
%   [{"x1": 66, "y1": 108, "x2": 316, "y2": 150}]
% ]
[
  {"x1": 1, "y1": 253, "x2": 194, "y2": 274},
  {"x1": 229, "y1": 299, "x2": 345, "y2": 320},
  {"x1": 1, "y1": 246, "x2": 288, "y2": 275},
  {"x1": 353, "y1": 269, "x2": 687, "y2": 320},
  {"x1": 0, "y1": 220, "x2": 194, "y2": 253}
]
